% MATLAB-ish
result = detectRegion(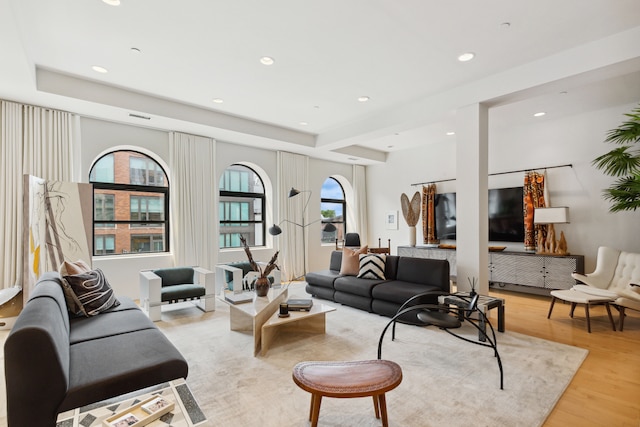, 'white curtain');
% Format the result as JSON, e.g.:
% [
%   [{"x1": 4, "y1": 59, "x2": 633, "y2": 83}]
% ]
[
  {"x1": 352, "y1": 164, "x2": 368, "y2": 245},
  {"x1": 169, "y1": 132, "x2": 217, "y2": 269},
  {"x1": 276, "y1": 151, "x2": 308, "y2": 280},
  {"x1": 0, "y1": 101, "x2": 78, "y2": 289}
]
